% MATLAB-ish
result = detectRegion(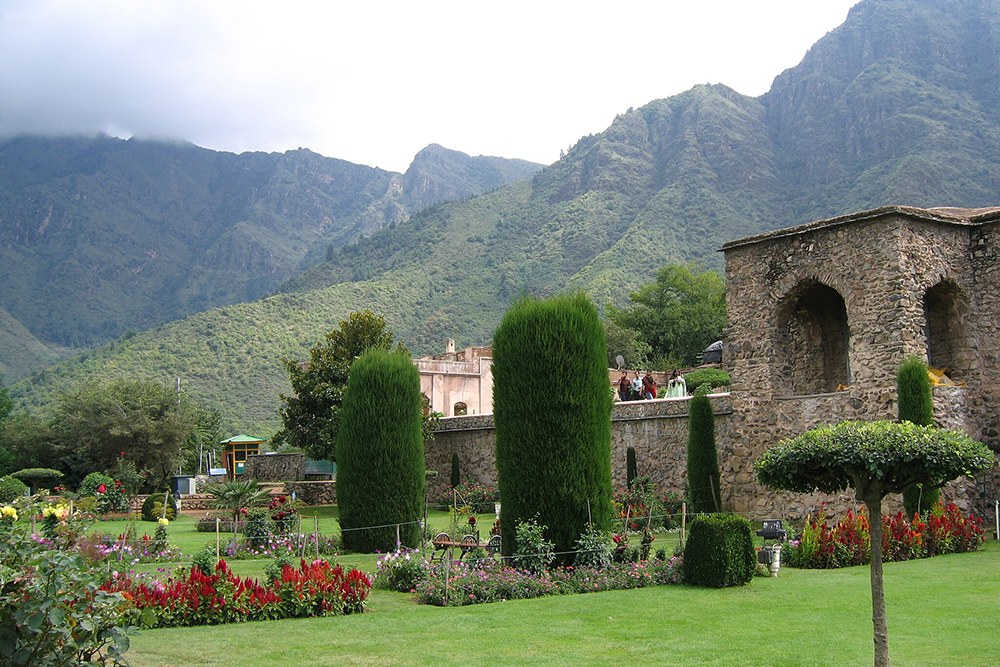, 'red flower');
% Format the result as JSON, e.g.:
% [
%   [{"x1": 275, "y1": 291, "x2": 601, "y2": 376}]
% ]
[
  {"x1": 97, "y1": 483, "x2": 107, "y2": 494},
  {"x1": 468, "y1": 516, "x2": 477, "y2": 525},
  {"x1": 120, "y1": 451, "x2": 125, "y2": 456}
]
